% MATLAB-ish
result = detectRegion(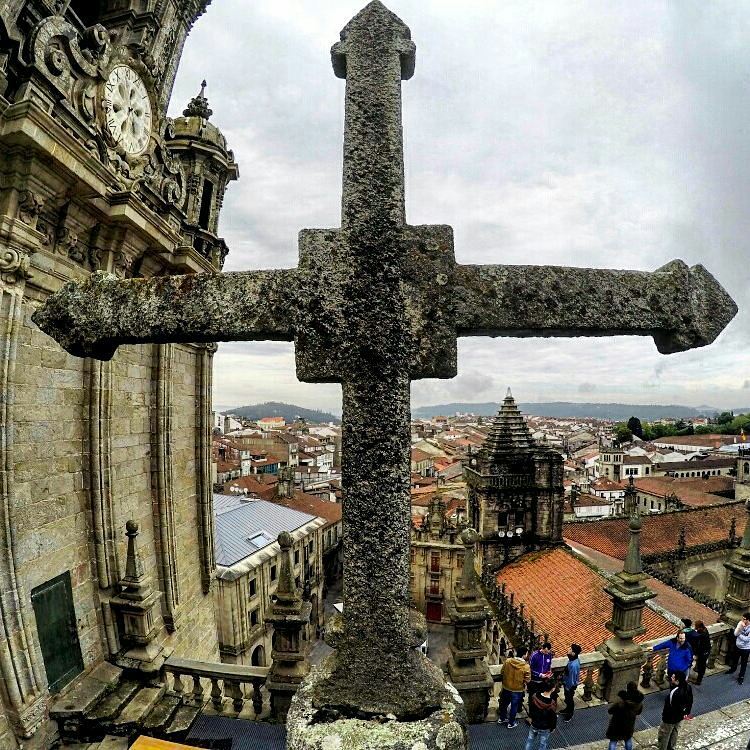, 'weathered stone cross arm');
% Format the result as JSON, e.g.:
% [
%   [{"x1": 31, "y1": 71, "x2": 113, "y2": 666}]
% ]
[
  {"x1": 31, "y1": 268, "x2": 297, "y2": 360},
  {"x1": 453, "y1": 259, "x2": 738, "y2": 355},
  {"x1": 32, "y1": 253, "x2": 736, "y2": 364}
]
